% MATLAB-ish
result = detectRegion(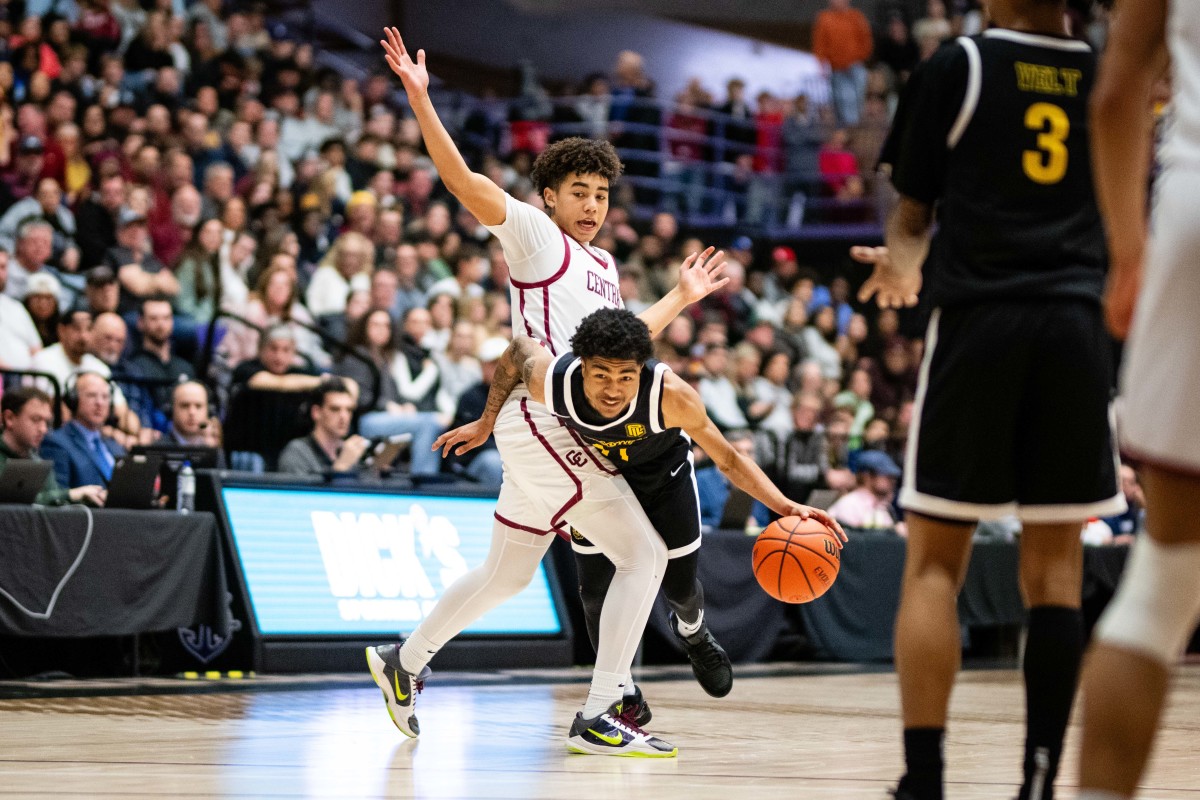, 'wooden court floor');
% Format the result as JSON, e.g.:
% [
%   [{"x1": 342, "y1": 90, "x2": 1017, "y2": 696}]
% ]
[{"x1": 0, "y1": 663, "x2": 1197, "y2": 799}]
